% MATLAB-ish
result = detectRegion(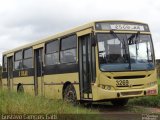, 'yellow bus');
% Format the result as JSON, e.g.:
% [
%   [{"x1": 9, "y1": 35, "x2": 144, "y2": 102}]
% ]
[{"x1": 1, "y1": 20, "x2": 158, "y2": 106}]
